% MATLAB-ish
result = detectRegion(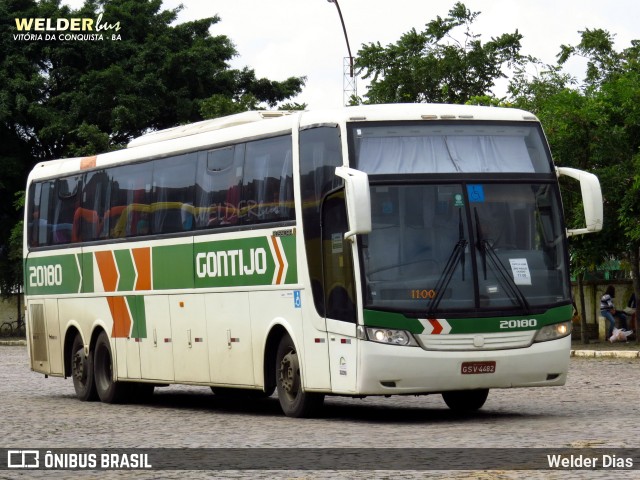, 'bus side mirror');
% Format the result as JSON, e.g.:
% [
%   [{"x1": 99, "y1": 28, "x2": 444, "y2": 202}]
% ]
[
  {"x1": 335, "y1": 166, "x2": 372, "y2": 240},
  {"x1": 556, "y1": 167, "x2": 603, "y2": 237}
]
